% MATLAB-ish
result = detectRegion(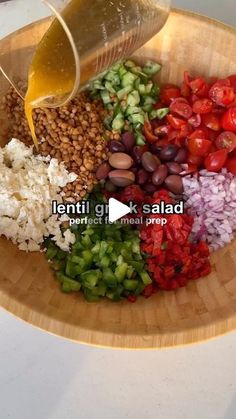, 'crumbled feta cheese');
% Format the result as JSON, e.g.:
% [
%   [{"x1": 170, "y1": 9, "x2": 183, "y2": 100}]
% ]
[
  {"x1": 0, "y1": 139, "x2": 77, "y2": 252},
  {"x1": 48, "y1": 158, "x2": 77, "y2": 187}
]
